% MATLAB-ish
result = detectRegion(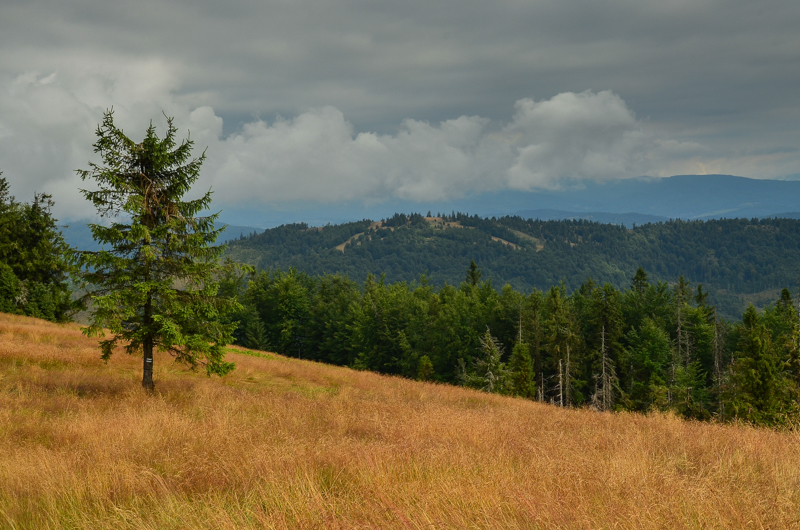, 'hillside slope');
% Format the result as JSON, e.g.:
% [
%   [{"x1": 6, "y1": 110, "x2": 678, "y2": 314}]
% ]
[{"x1": 1, "y1": 313, "x2": 799, "y2": 529}]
